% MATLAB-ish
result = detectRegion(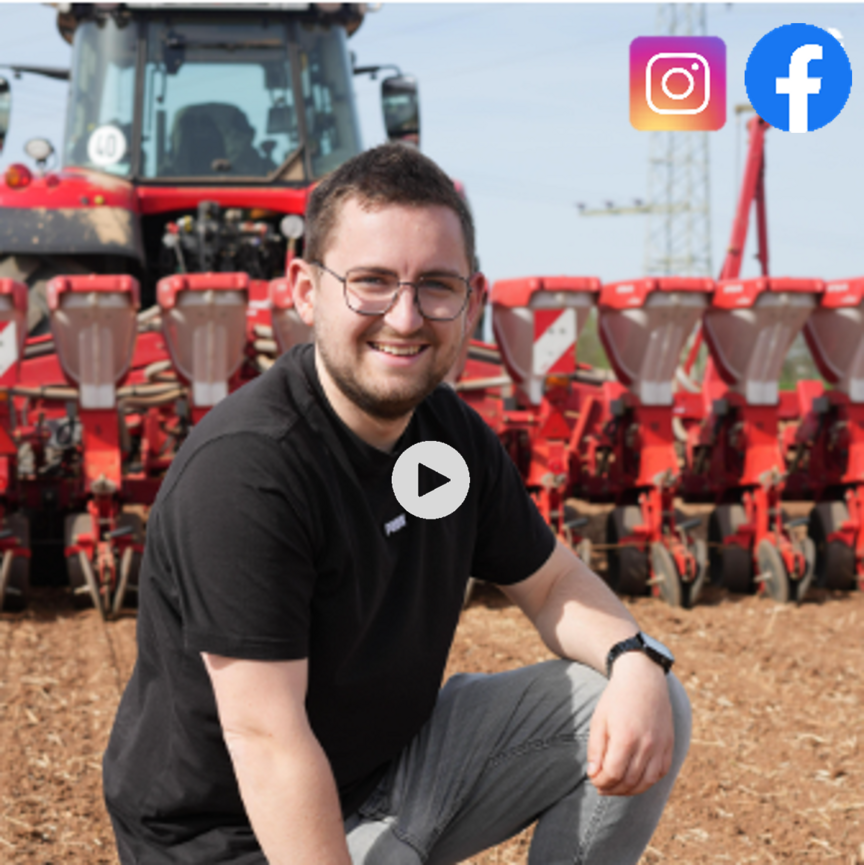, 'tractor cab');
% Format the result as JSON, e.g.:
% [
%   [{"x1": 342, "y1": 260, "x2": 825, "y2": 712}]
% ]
[{"x1": 62, "y1": 6, "x2": 363, "y2": 183}]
